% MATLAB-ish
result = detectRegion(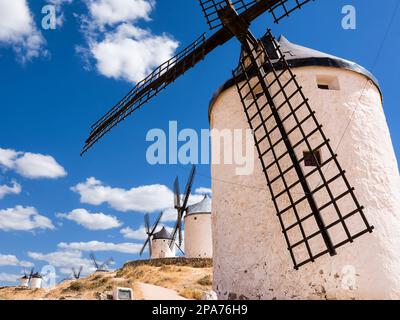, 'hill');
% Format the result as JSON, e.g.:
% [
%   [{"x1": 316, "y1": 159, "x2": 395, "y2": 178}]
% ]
[{"x1": 0, "y1": 258, "x2": 213, "y2": 300}]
